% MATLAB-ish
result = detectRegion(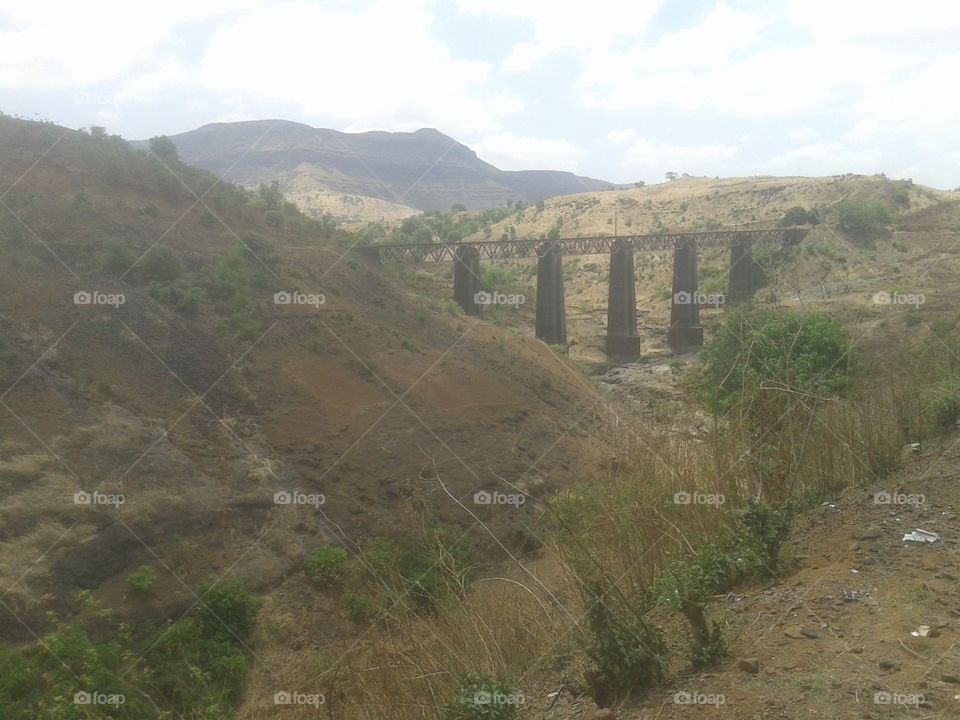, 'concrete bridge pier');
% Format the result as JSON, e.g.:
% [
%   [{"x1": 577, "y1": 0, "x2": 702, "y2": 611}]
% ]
[
  {"x1": 453, "y1": 246, "x2": 483, "y2": 316},
  {"x1": 605, "y1": 239, "x2": 642, "y2": 360},
  {"x1": 535, "y1": 241, "x2": 567, "y2": 346},
  {"x1": 727, "y1": 236, "x2": 755, "y2": 304},
  {"x1": 667, "y1": 240, "x2": 704, "y2": 352}
]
